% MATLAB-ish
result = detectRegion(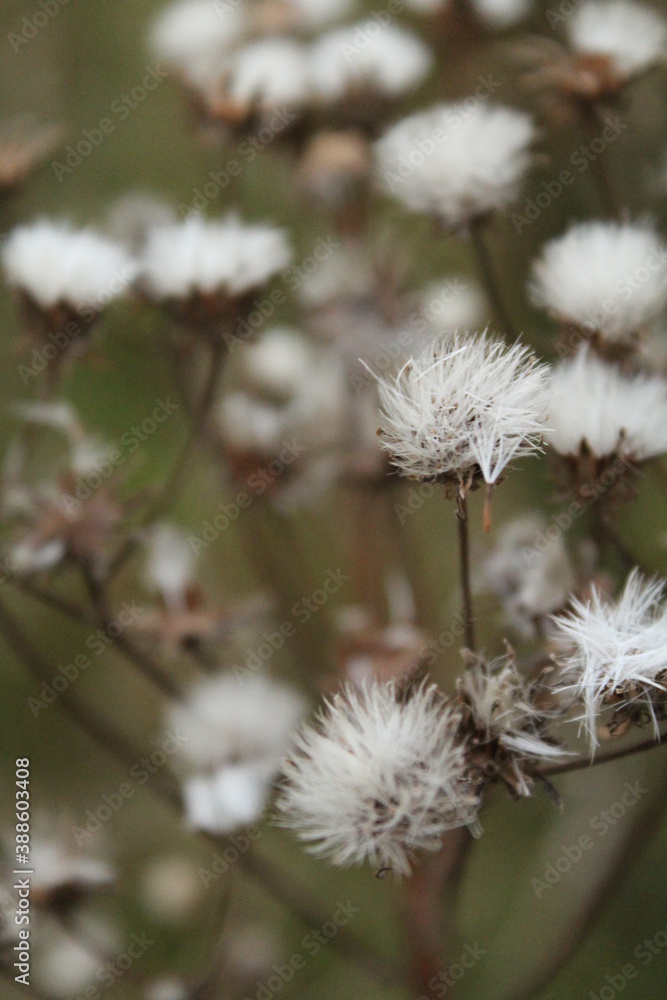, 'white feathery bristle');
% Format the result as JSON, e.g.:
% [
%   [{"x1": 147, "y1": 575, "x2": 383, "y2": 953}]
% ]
[
  {"x1": 470, "y1": 0, "x2": 533, "y2": 28},
  {"x1": 375, "y1": 103, "x2": 536, "y2": 228},
  {"x1": 139, "y1": 215, "x2": 291, "y2": 300},
  {"x1": 375, "y1": 332, "x2": 550, "y2": 486},
  {"x1": 149, "y1": 0, "x2": 246, "y2": 89},
  {"x1": 143, "y1": 523, "x2": 196, "y2": 610},
  {"x1": 547, "y1": 348, "x2": 667, "y2": 461},
  {"x1": 277, "y1": 680, "x2": 479, "y2": 875},
  {"x1": 228, "y1": 37, "x2": 313, "y2": 108},
  {"x1": 530, "y1": 221, "x2": 667, "y2": 341},
  {"x1": 168, "y1": 673, "x2": 307, "y2": 771},
  {"x1": 553, "y1": 570, "x2": 667, "y2": 750},
  {"x1": 311, "y1": 23, "x2": 432, "y2": 101},
  {"x1": 1, "y1": 220, "x2": 136, "y2": 312},
  {"x1": 567, "y1": 0, "x2": 667, "y2": 79}
]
